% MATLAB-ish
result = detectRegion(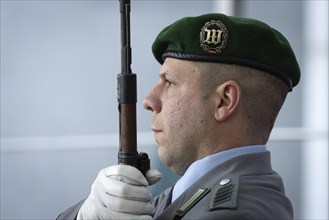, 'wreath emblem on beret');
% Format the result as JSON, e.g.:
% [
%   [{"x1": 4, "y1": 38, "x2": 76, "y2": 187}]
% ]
[{"x1": 200, "y1": 20, "x2": 228, "y2": 54}]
